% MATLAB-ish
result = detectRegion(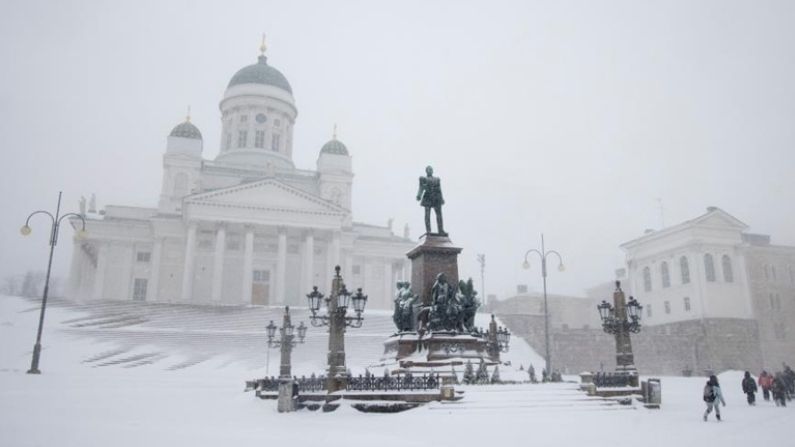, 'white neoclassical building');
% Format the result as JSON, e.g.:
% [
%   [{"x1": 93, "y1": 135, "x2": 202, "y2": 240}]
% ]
[{"x1": 66, "y1": 44, "x2": 414, "y2": 309}]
